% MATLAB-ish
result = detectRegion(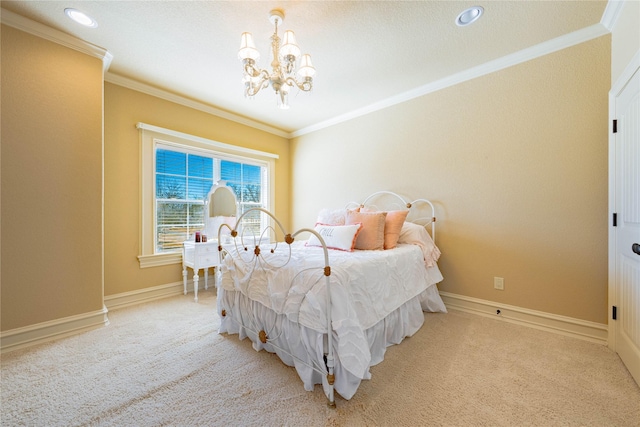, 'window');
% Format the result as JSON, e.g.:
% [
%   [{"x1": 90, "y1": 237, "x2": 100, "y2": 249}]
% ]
[
  {"x1": 155, "y1": 148, "x2": 214, "y2": 252},
  {"x1": 138, "y1": 123, "x2": 277, "y2": 267},
  {"x1": 155, "y1": 147, "x2": 268, "y2": 252},
  {"x1": 220, "y1": 160, "x2": 265, "y2": 236}
]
